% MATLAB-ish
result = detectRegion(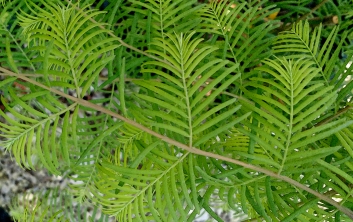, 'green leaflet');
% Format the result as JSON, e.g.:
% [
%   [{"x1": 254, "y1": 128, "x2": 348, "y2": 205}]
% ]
[
  {"x1": 18, "y1": 1, "x2": 120, "y2": 97},
  {"x1": 1, "y1": 0, "x2": 353, "y2": 221}
]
